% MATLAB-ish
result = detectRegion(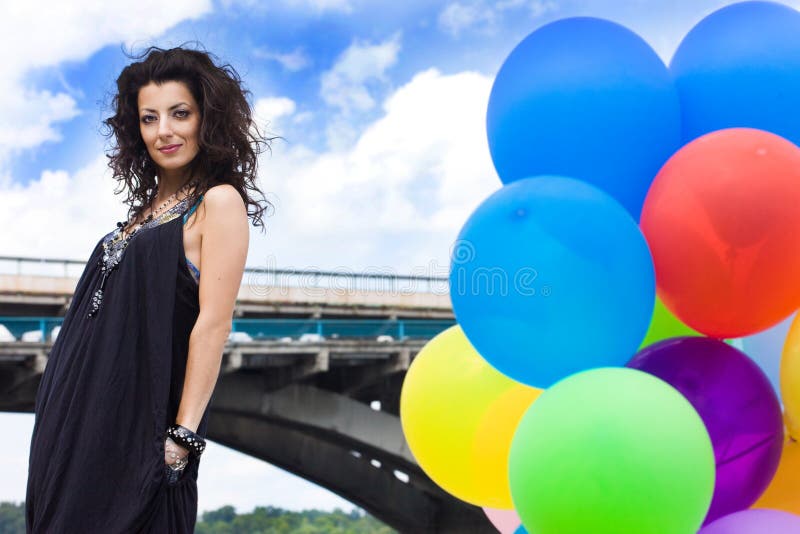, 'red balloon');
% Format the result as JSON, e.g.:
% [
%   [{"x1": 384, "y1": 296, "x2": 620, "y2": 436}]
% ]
[{"x1": 640, "y1": 127, "x2": 800, "y2": 338}]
